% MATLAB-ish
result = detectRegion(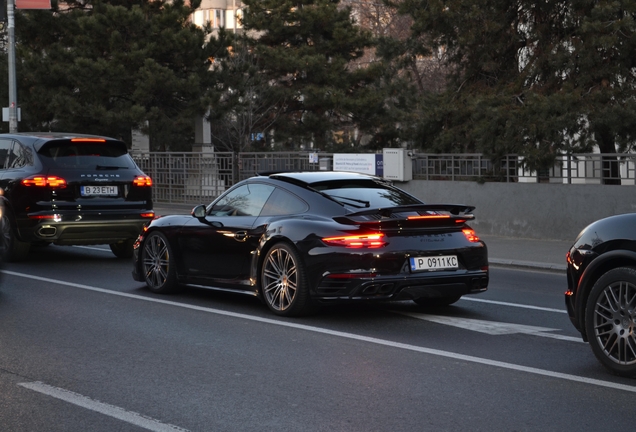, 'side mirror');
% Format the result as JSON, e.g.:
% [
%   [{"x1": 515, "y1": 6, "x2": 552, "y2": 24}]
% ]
[{"x1": 191, "y1": 204, "x2": 207, "y2": 219}]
